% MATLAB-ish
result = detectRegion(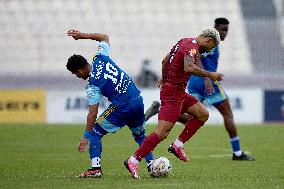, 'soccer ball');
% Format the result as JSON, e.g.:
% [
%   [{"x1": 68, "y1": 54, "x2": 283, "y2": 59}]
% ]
[{"x1": 149, "y1": 157, "x2": 172, "y2": 177}]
